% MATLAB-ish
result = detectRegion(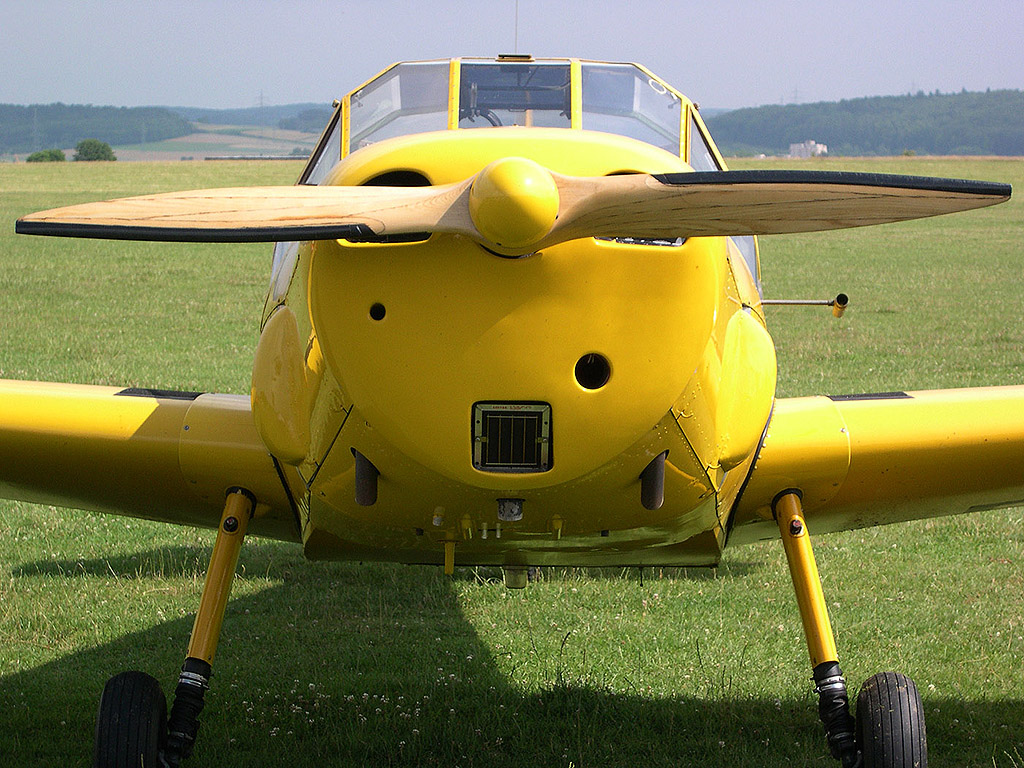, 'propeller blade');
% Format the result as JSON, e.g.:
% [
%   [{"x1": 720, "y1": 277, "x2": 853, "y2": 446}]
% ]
[
  {"x1": 542, "y1": 170, "x2": 1011, "y2": 247},
  {"x1": 15, "y1": 183, "x2": 472, "y2": 243}
]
